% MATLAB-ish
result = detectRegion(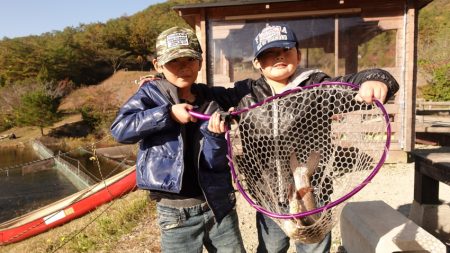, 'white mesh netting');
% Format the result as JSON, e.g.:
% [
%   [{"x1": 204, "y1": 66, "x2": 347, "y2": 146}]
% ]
[{"x1": 229, "y1": 84, "x2": 390, "y2": 243}]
